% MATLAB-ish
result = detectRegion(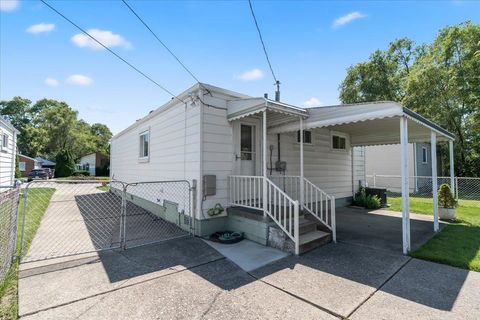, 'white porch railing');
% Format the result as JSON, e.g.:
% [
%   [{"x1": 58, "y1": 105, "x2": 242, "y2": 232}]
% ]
[
  {"x1": 269, "y1": 175, "x2": 336, "y2": 242},
  {"x1": 228, "y1": 175, "x2": 300, "y2": 254}
]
